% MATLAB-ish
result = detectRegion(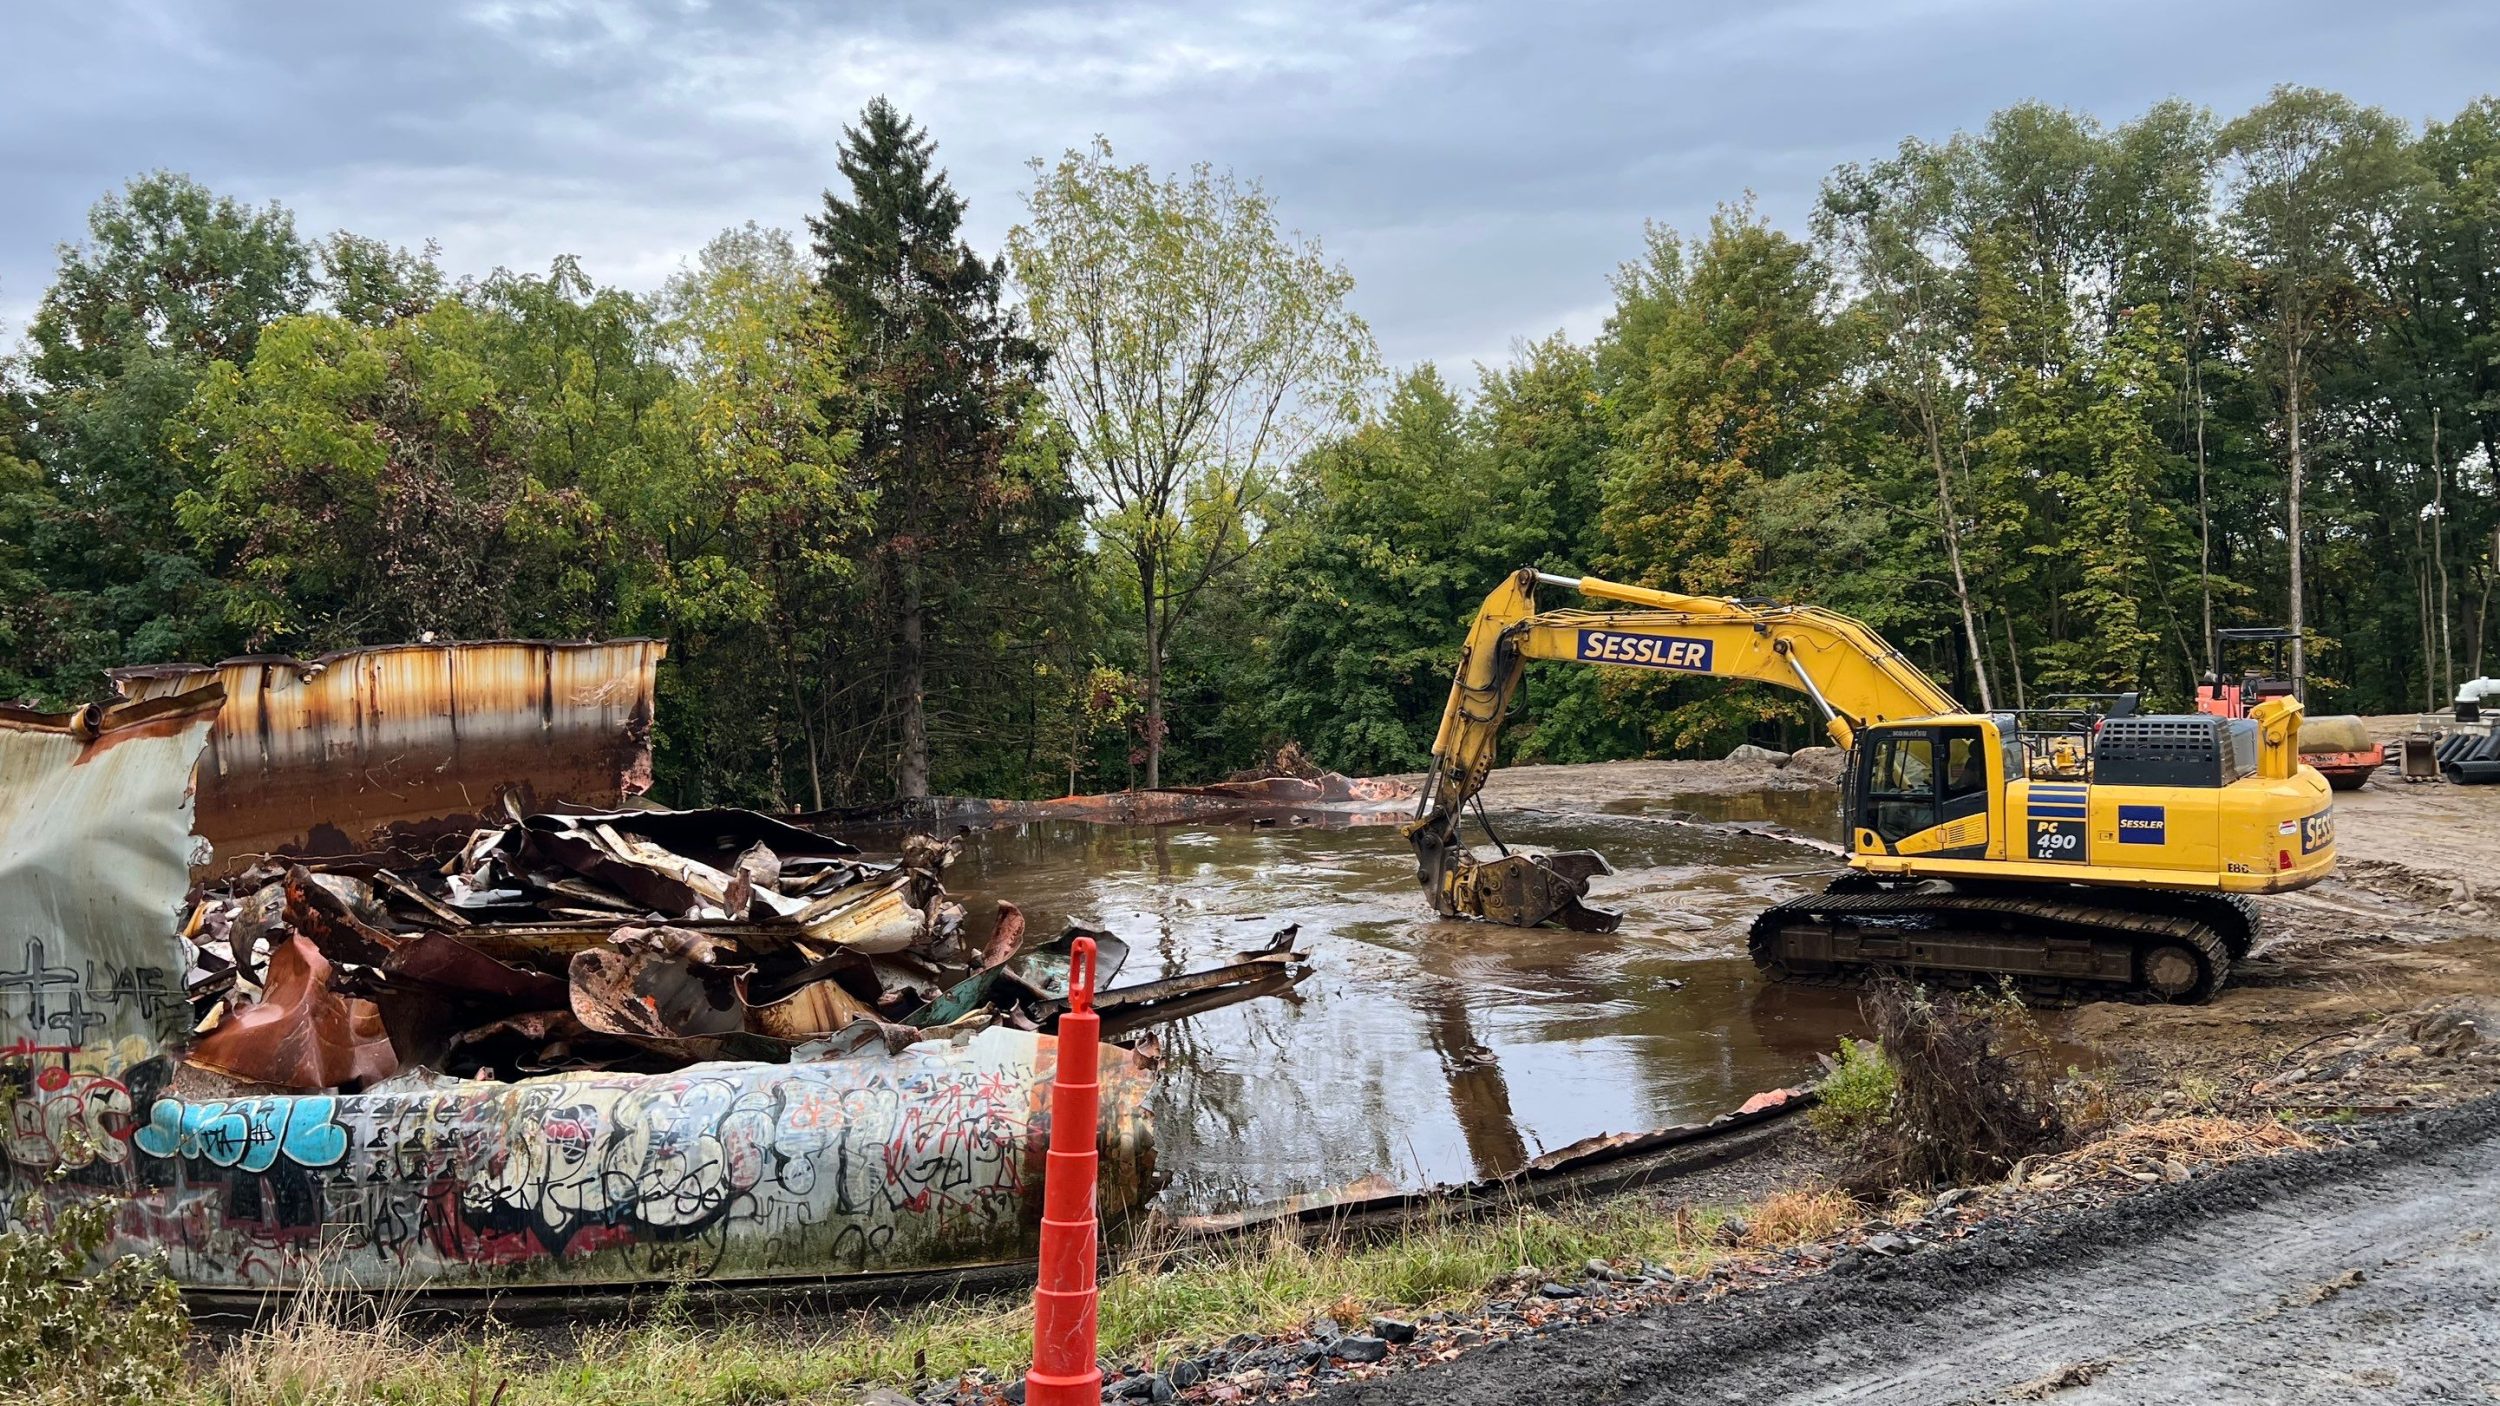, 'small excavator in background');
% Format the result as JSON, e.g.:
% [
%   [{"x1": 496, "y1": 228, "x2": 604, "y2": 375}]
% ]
[
  {"x1": 2195, "y1": 626, "x2": 2384, "y2": 790},
  {"x1": 1406, "y1": 569, "x2": 2341, "y2": 1003}
]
